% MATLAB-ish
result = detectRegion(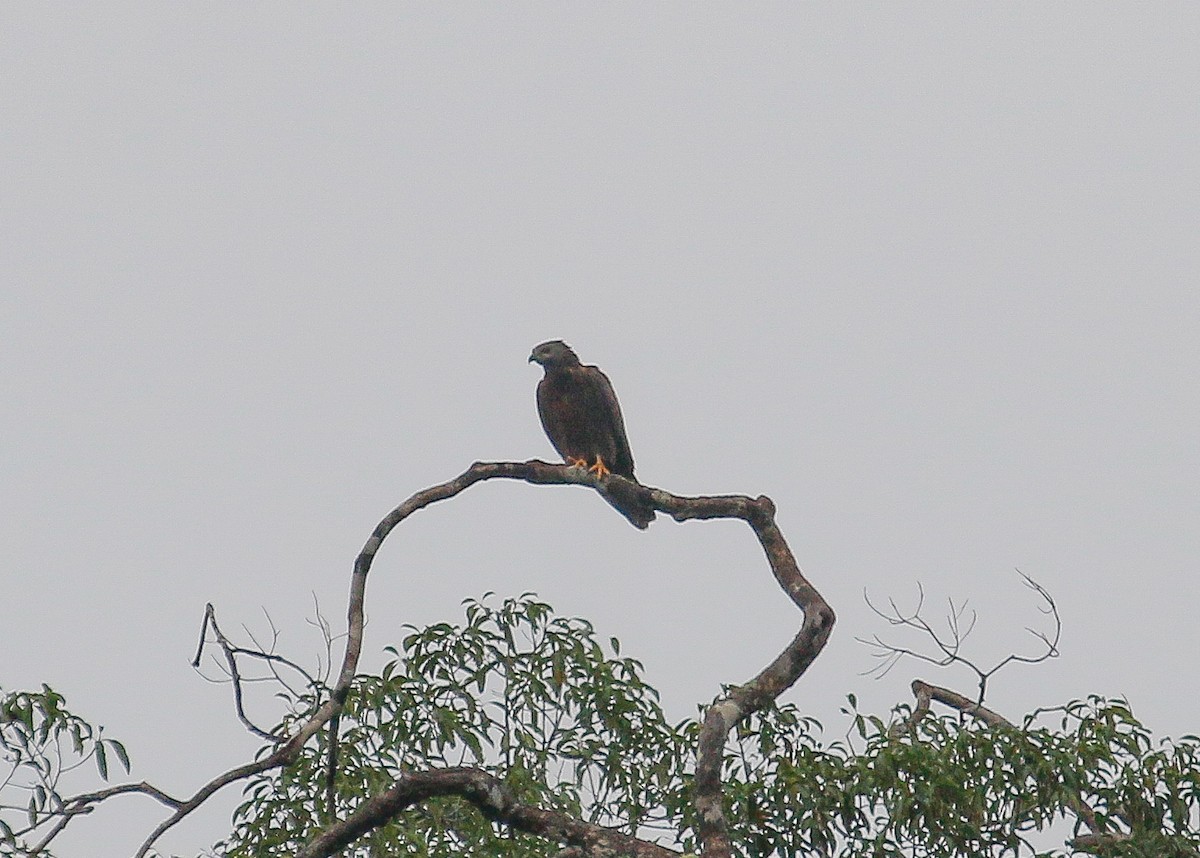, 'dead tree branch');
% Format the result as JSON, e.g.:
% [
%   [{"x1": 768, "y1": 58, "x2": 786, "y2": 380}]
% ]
[
  {"x1": 191, "y1": 603, "x2": 284, "y2": 742},
  {"x1": 861, "y1": 570, "x2": 1060, "y2": 704},
  {"x1": 893, "y1": 679, "x2": 1018, "y2": 734}
]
